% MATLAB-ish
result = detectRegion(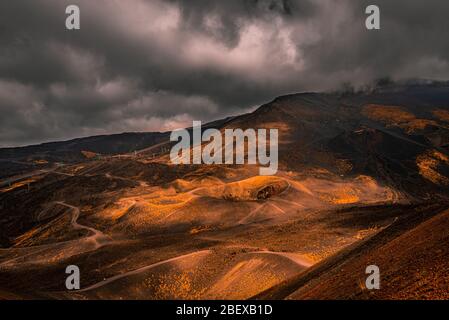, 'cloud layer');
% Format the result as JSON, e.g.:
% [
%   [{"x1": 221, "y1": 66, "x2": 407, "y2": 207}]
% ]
[{"x1": 1, "y1": 0, "x2": 449, "y2": 146}]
